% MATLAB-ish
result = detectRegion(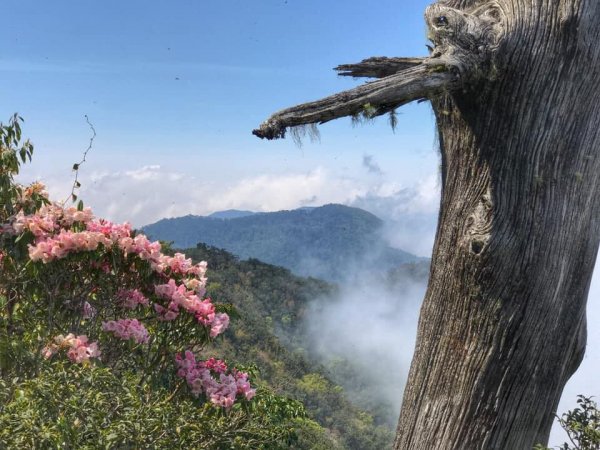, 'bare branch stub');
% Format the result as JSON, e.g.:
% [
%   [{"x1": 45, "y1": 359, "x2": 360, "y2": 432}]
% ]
[{"x1": 335, "y1": 57, "x2": 425, "y2": 79}]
